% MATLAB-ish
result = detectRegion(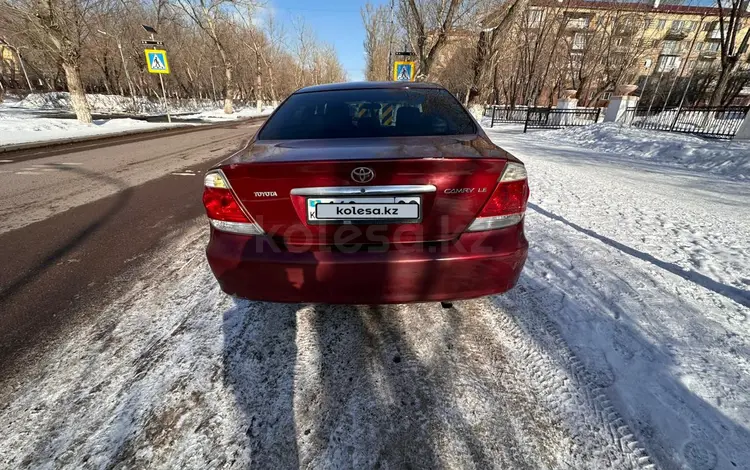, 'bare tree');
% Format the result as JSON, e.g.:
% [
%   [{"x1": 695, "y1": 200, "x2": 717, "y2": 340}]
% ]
[
  {"x1": 401, "y1": 0, "x2": 463, "y2": 80},
  {"x1": 362, "y1": 1, "x2": 396, "y2": 81},
  {"x1": 171, "y1": 0, "x2": 259, "y2": 113},
  {"x1": 709, "y1": 0, "x2": 750, "y2": 105},
  {"x1": 0, "y1": 0, "x2": 102, "y2": 122}
]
